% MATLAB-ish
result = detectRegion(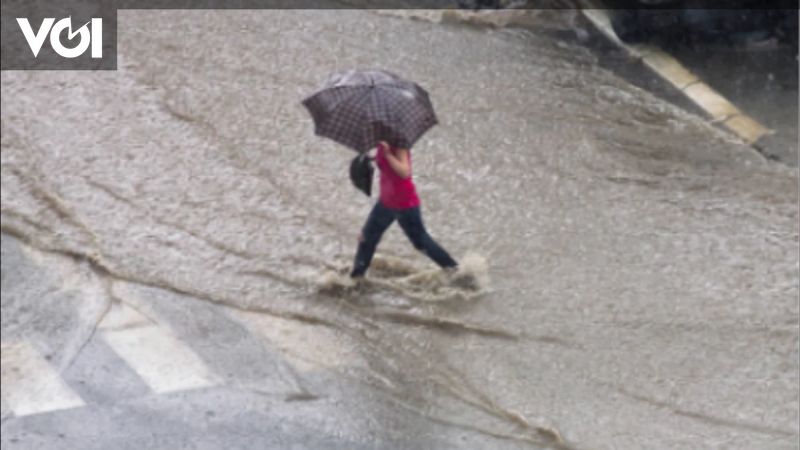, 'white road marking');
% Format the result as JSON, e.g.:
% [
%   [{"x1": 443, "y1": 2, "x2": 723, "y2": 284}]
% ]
[
  {"x1": 101, "y1": 302, "x2": 216, "y2": 394},
  {"x1": 232, "y1": 311, "x2": 362, "y2": 373},
  {"x1": 0, "y1": 341, "x2": 85, "y2": 416},
  {"x1": 98, "y1": 301, "x2": 152, "y2": 331}
]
